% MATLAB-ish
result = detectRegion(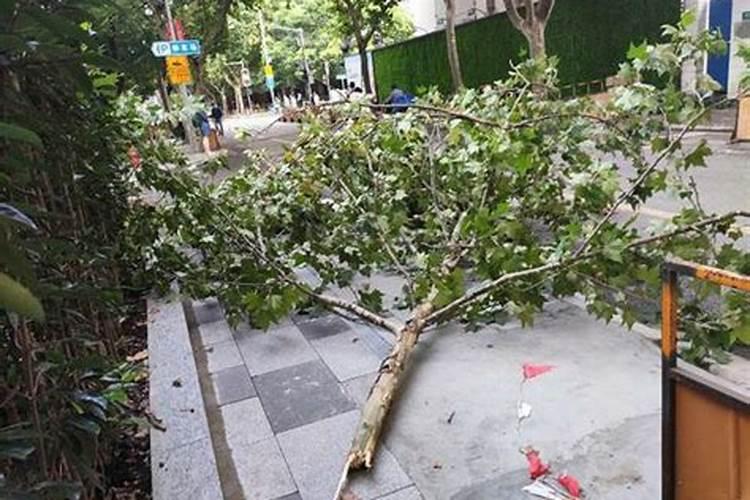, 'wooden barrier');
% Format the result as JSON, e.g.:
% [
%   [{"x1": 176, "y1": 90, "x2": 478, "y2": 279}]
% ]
[{"x1": 661, "y1": 259, "x2": 750, "y2": 500}]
